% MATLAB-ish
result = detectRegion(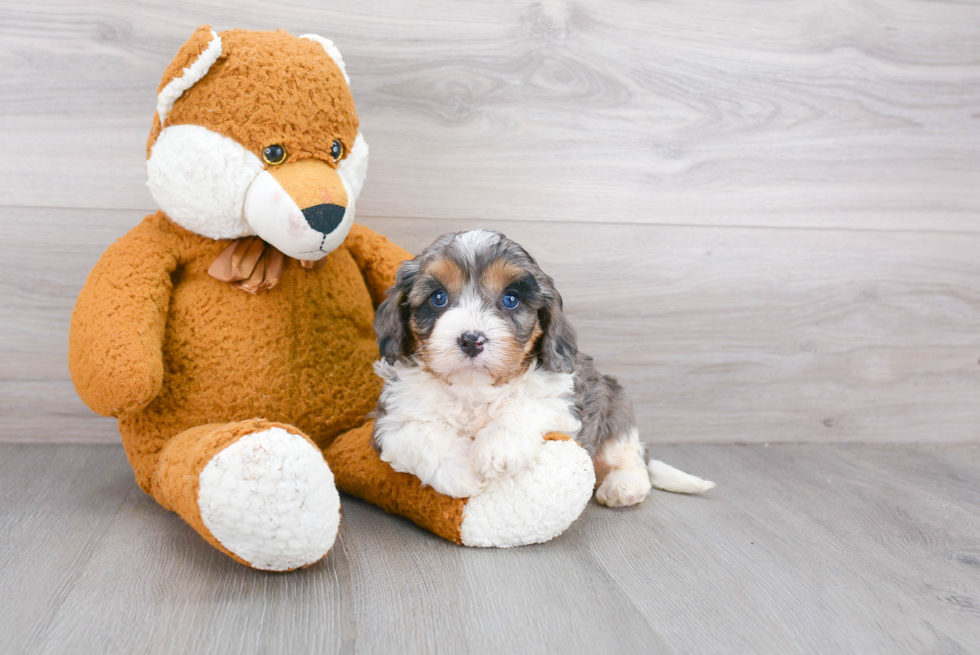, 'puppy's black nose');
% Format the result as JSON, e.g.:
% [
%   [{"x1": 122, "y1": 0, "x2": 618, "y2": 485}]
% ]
[
  {"x1": 458, "y1": 332, "x2": 486, "y2": 358},
  {"x1": 302, "y1": 203, "x2": 346, "y2": 234}
]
